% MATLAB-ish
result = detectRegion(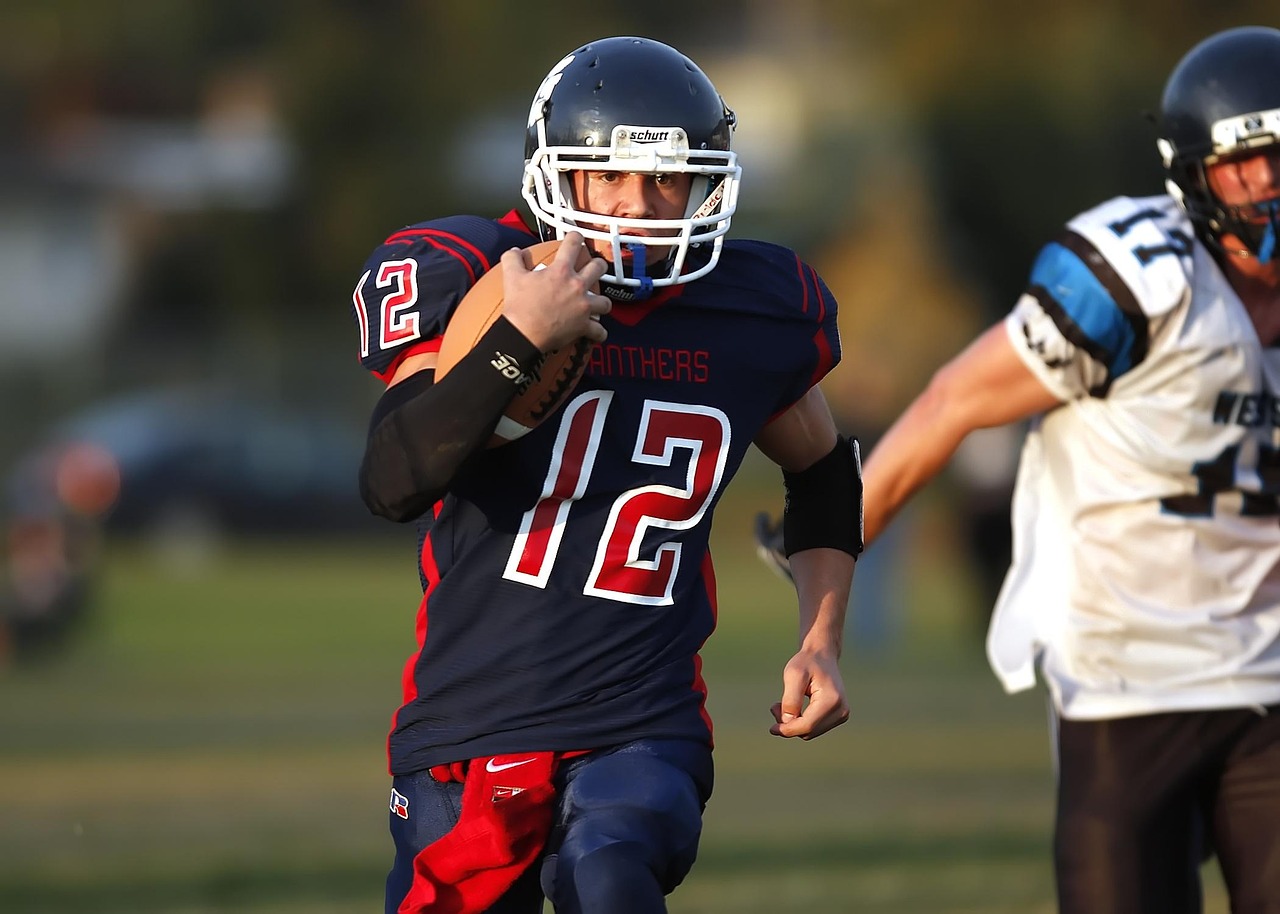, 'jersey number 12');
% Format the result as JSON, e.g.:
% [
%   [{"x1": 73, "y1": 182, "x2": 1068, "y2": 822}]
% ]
[{"x1": 502, "y1": 390, "x2": 731, "y2": 606}]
